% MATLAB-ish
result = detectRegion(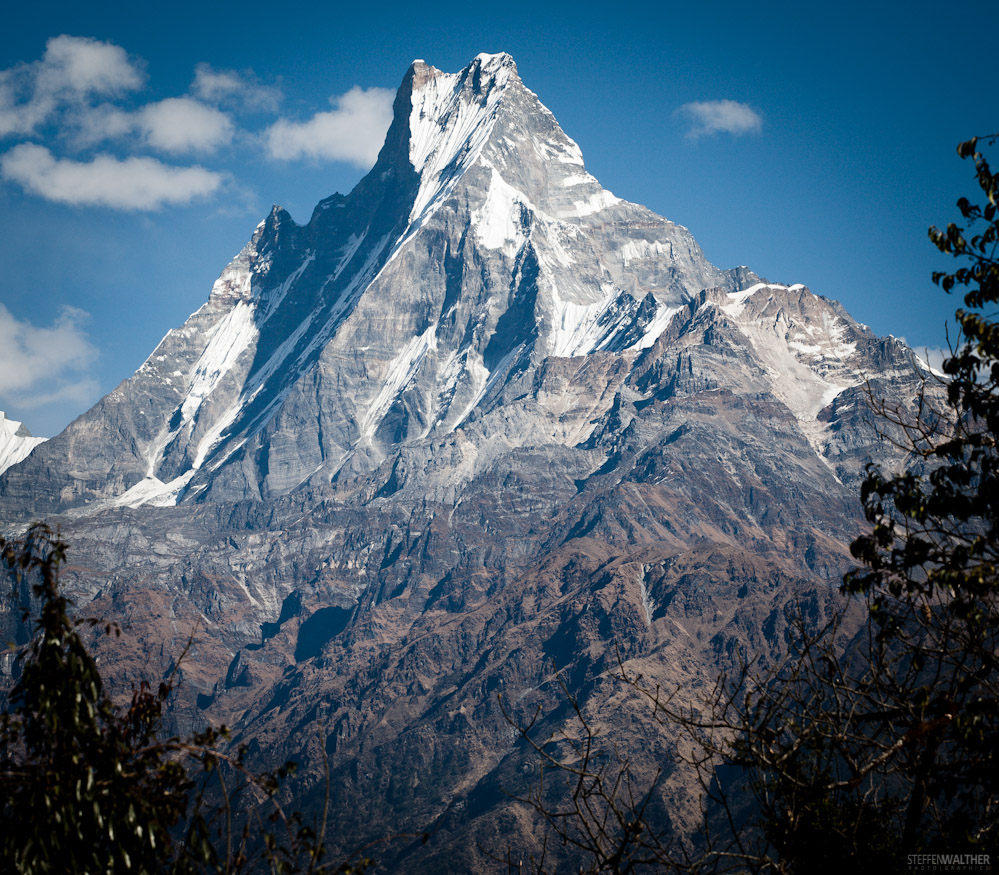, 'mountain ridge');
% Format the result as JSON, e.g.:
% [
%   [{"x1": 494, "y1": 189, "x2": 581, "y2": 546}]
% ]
[
  {"x1": 1, "y1": 50, "x2": 754, "y2": 521},
  {"x1": 0, "y1": 53, "x2": 935, "y2": 872}
]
